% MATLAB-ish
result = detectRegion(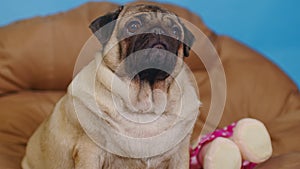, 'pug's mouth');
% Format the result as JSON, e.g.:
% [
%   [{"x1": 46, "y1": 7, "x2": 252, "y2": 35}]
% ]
[
  {"x1": 122, "y1": 47, "x2": 177, "y2": 114},
  {"x1": 128, "y1": 72, "x2": 170, "y2": 115}
]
